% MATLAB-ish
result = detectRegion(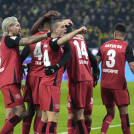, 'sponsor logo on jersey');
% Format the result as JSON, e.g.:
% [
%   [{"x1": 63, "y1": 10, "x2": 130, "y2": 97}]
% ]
[
  {"x1": 52, "y1": 38, "x2": 57, "y2": 42},
  {"x1": 55, "y1": 104, "x2": 60, "y2": 109},
  {"x1": 79, "y1": 60, "x2": 88, "y2": 65},
  {"x1": 15, "y1": 94, "x2": 21, "y2": 99},
  {"x1": 10, "y1": 36, "x2": 17, "y2": 40},
  {"x1": 35, "y1": 61, "x2": 41, "y2": 65},
  {"x1": 43, "y1": 44, "x2": 47, "y2": 47},
  {"x1": 103, "y1": 68, "x2": 118, "y2": 74}
]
